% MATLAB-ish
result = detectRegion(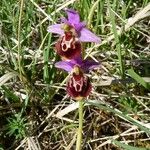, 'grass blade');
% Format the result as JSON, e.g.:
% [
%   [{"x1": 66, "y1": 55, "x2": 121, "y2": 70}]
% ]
[
  {"x1": 113, "y1": 140, "x2": 150, "y2": 150},
  {"x1": 108, "y1": 0, "x2": 124, "y2": 78},
  {"x1": 127, "y1": 69, "x2": 150, "y2": 90},
  {"x1": 0, "y1": 72, "x2": 17, "y2": 87}
]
